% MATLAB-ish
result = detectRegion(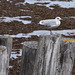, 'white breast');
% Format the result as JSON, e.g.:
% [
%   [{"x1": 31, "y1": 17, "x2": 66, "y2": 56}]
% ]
[{"x1": 56, "y1": 20, "x2": 61, "y2": 26}]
